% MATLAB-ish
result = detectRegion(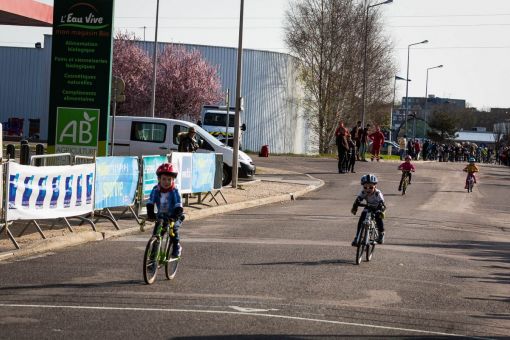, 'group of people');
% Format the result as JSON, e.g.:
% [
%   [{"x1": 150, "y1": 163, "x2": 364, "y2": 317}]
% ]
[{"x1": 335, "y1": 121, "x2": 386, "y2": 173}]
